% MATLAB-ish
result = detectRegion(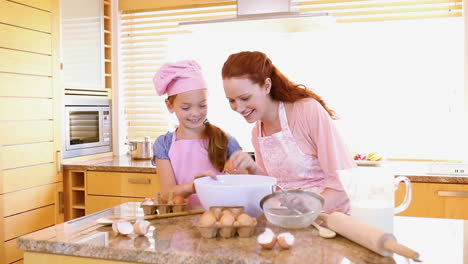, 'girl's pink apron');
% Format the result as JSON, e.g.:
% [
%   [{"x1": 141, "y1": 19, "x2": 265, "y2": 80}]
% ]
[
  {"x1": 257, "y1": 102, "x2": 349, "y2": 213},
  {"x1": 168, "y1": 132, "x2": 221, "y2": 210}
]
